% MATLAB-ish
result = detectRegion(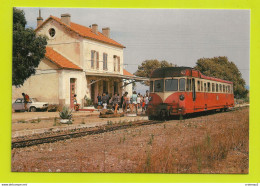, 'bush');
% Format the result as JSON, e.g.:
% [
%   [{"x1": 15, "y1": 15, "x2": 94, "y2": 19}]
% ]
[
  {"x1": 84, "y1": 97, "x2": 93, "y2": 107},
  {"x1": 59, "y1": 106, "x2": 72, "y2": 120}
]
